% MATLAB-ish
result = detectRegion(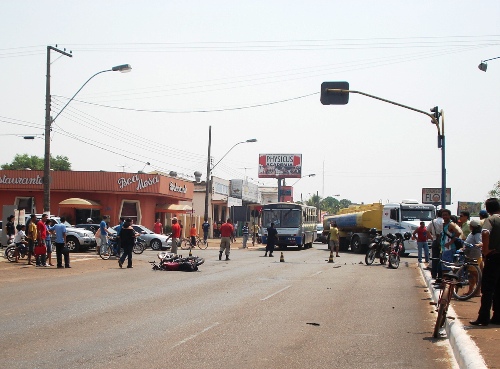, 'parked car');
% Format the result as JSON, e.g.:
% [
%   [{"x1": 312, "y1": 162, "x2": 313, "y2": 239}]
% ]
[
  {"x1": 315, "y1": 223, "x2": 327, "y2": 243},
  {"x1": 112, "y1": 224, "x2": 171, "y2": 250},
  {"x1": 75, "y1": 223, "x2": 117, "y2": 236}
]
